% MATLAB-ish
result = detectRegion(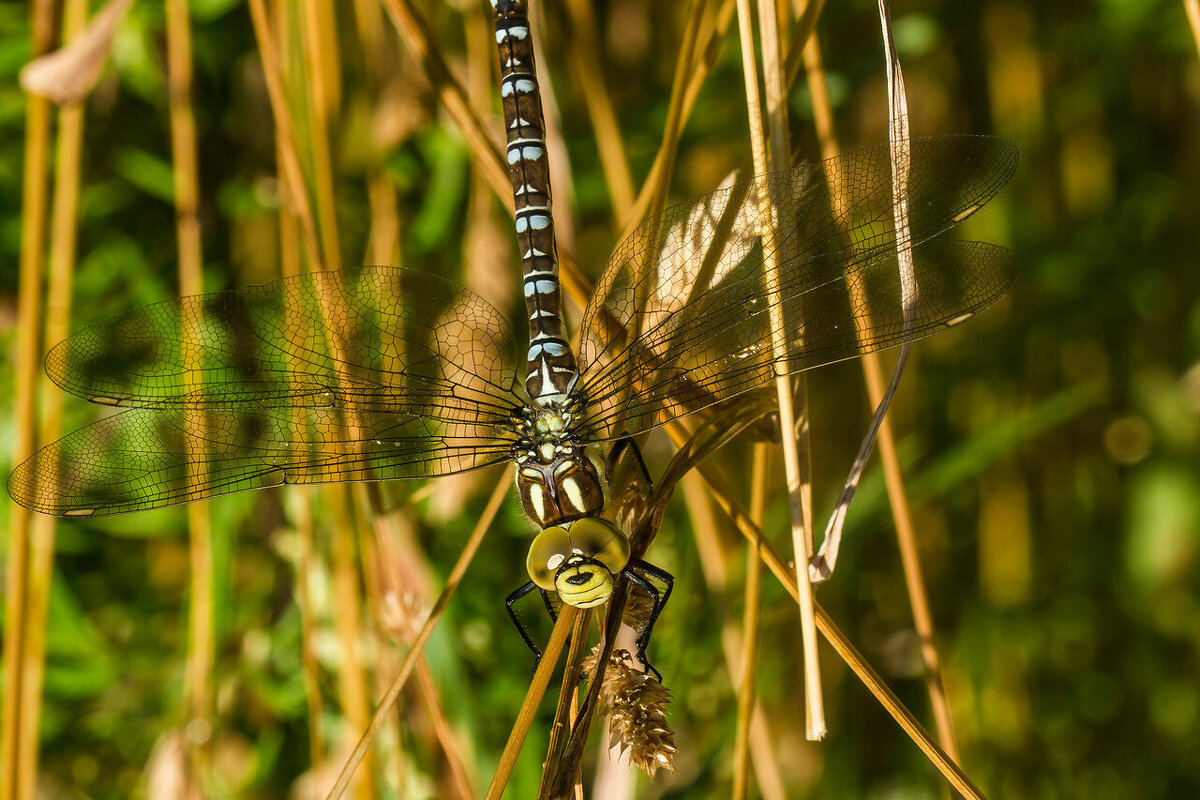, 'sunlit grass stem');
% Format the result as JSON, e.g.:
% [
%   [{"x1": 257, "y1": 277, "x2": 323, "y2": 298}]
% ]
[
  {"x1": 663, "y1": 421, "x2": 986, "y2": 797},
  {"x1": 732, "y1": 444, "x2": 768, "y2": 800},
  {"x1": 801, "y1": 10, "x2": 962, "y2": 764},
  {"x1": 736, "y1": 0, "x2": 826, "y2": 739},
  {"x1": 324, "y1": 472, "x2": 506, "y2": 800},
  {"x1": 164, "y1": 0, "x2": 216, "y2": 789},
  {"x1": 11, "y1": 4, "x2": 90, "y2": 800},
  {"x1": 0, "y1": 3, "x2": 55, "y2": 798}
]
